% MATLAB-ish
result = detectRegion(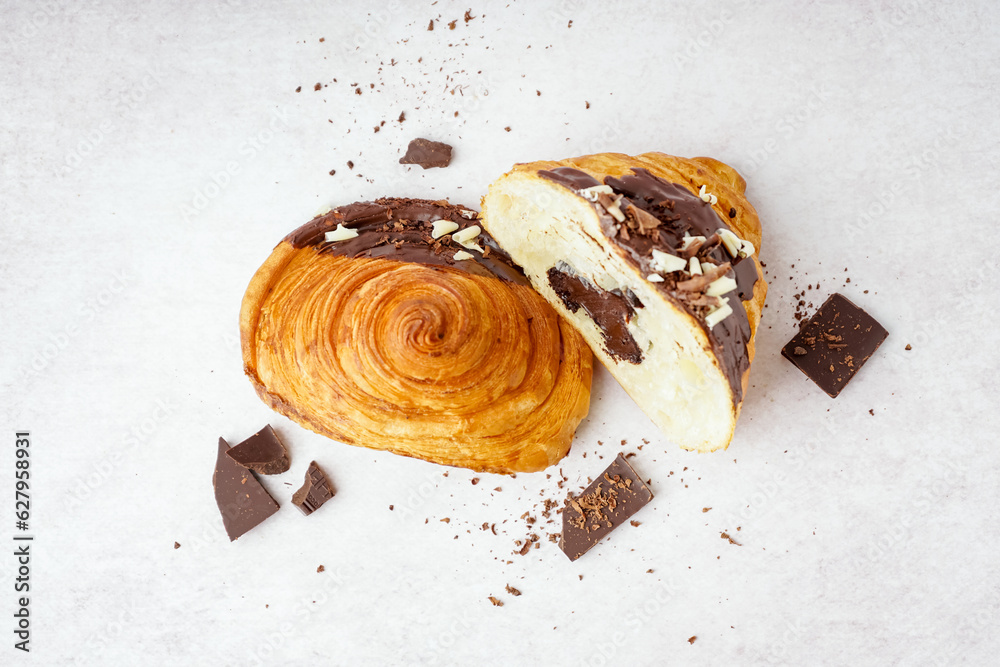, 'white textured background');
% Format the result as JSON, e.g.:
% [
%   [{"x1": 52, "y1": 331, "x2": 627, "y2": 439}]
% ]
[{"x1": 2, "y1": 1, "x2": 998, "y2": 665}]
